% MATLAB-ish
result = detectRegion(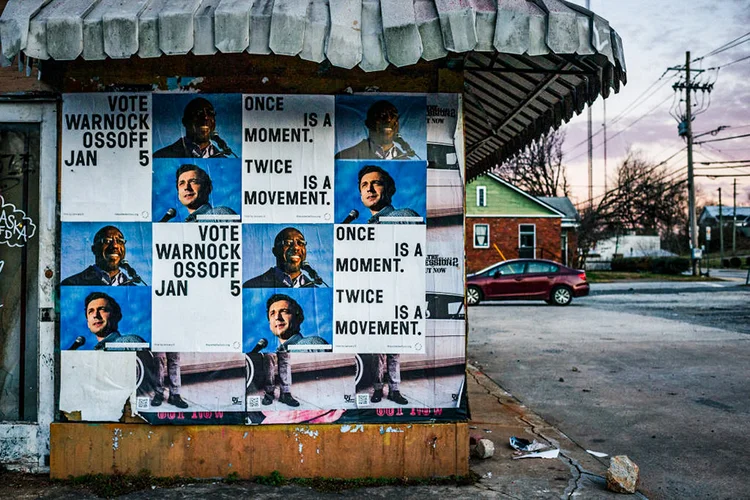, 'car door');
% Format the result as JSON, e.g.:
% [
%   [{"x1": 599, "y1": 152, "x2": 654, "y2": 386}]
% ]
[
  {"x1": 522, "y1": 261, "x2": 560, "y2": 298},
  {"x1": 486, "y1": 261, "x2": 527, "y2": 298}
]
